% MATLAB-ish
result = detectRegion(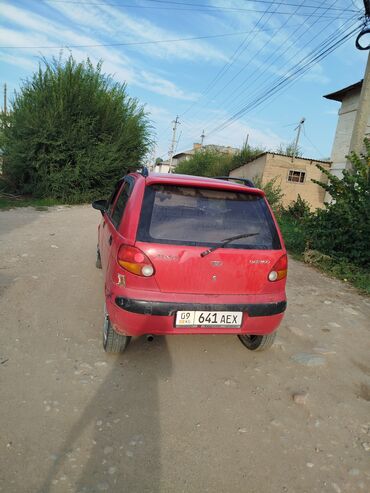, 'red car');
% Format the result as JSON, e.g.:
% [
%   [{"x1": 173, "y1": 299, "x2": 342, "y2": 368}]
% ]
[{"x1": 92, "y1": 169, "x2": 287, "y2": 353}]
